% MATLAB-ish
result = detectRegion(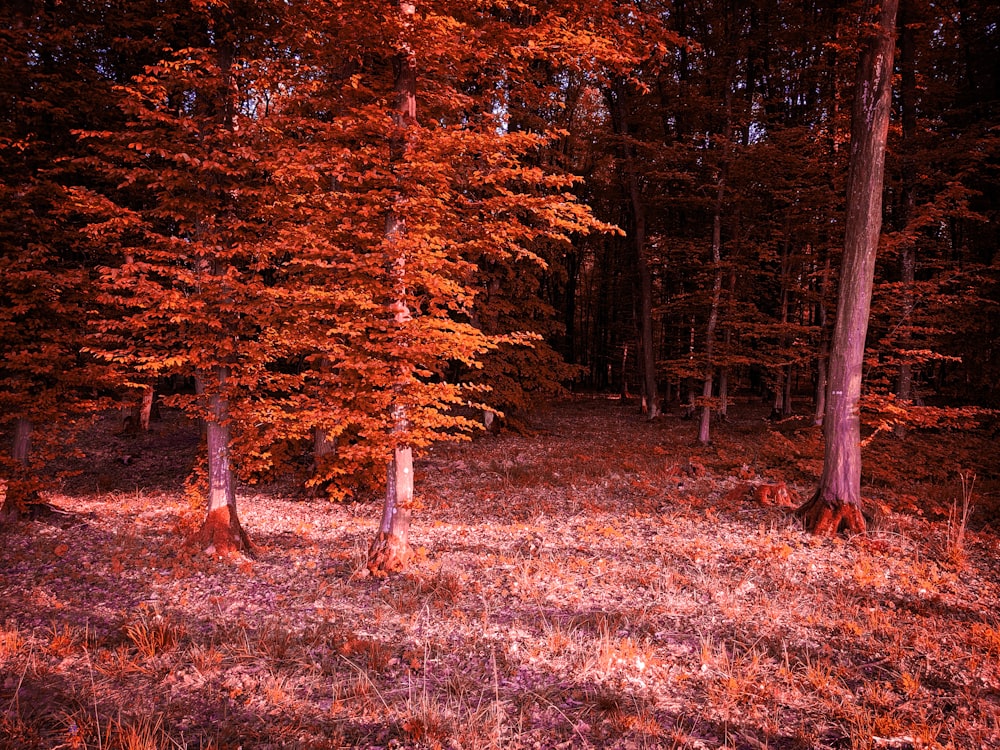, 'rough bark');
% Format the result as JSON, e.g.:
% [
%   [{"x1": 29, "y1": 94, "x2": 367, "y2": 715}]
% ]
[
  {"x1": 798, "y1": 0, "x2": 898, "y2": 535},
  {"x1": 369, "y1": 0, "x2": 417, "y2": 576}
]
